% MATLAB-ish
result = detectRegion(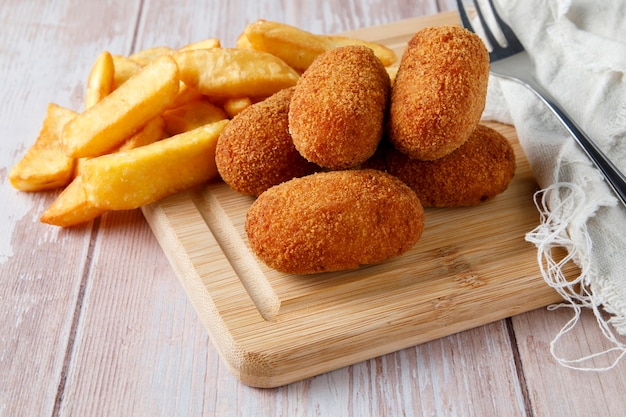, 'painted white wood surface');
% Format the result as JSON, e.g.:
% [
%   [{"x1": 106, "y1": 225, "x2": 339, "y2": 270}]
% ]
[{"x1": 1, "y1": 0, "x2": 625, "y2": 416}]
